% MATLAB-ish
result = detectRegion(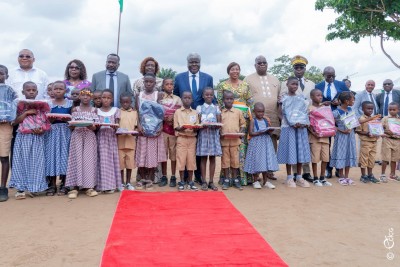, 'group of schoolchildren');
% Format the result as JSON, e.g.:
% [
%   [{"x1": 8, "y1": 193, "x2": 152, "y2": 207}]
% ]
[{"x1": 1, "y1": 64, "x2": 399, "y2": 202}]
